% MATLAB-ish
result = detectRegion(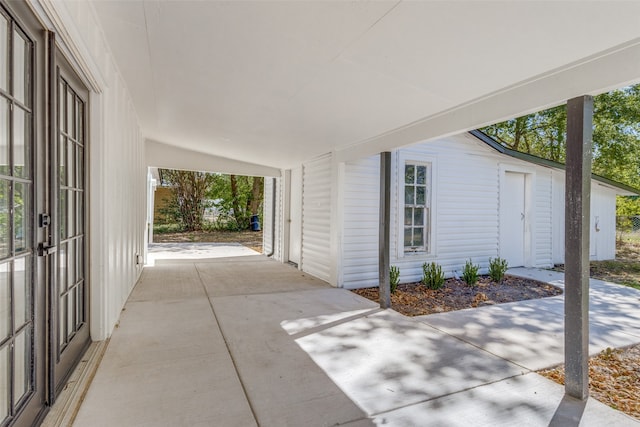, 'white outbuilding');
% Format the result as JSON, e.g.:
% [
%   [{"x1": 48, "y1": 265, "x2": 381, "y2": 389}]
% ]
[{"x1": 264, "y1": 131, "x2": 638, "y2": 289}]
